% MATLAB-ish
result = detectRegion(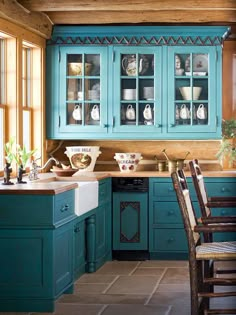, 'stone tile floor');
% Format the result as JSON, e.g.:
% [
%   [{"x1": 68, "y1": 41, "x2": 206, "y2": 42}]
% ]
[{"x1": 1, "y1": 260, "x2": 235, "y2": 315}]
